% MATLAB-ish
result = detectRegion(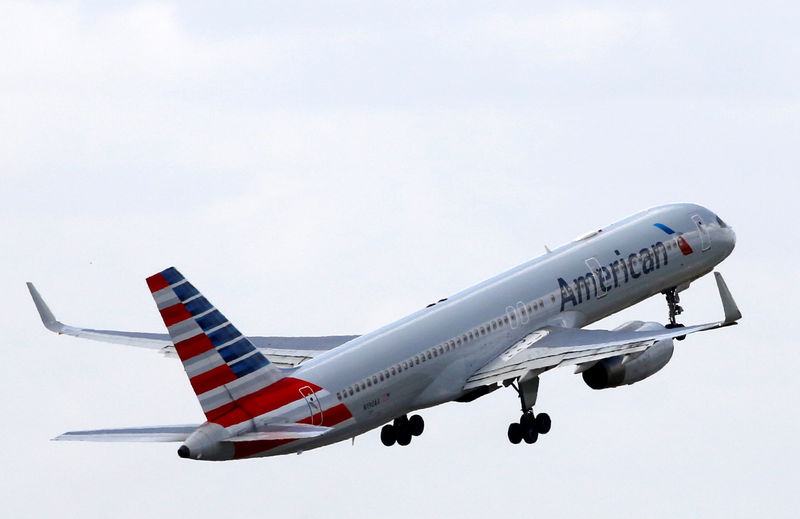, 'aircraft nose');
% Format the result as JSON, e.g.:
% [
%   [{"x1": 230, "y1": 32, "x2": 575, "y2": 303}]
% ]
[{"x1": 718, "y1": 226, "x2": 736, "y2": 256}]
